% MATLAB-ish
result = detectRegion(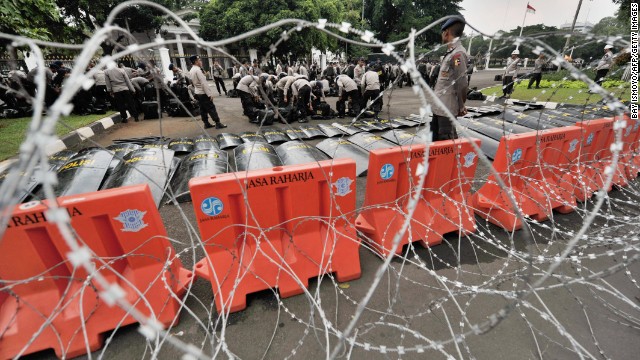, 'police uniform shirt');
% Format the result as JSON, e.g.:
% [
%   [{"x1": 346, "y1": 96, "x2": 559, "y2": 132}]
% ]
[
  {"x1": 237, "y1": 75, "x2": 259, "y2": 94},
  {"x1": 504, "y1": 57, "x2": 520, "y2": 76},
  {"x1": 276, "y1": 76, "x2": 295, "y2": 91},
  {"x1": 361, "y1": 70, "x2": 380, "y2": 92},
  {"x1": 433, "y1": 39, "x2": 469, "y2": 117},
  {"x1": 104, "y1": 67, "x2": 135, "y2": 93},
  {"x1": 130, "y1": 76, "x2": 149, "y2": 92},
  {"x1": 533, "y1": 58, "x2": 545, "y2": 74},
  {"x1": 189, "y1": 64, "x2": 213, "y2": 96},
  {"x1": 93, "y1": 70, "x2": 106, "y2": 86},
  {"x1": 320, "y1": 79, "x2": 330, "y2": 93},
  {"x1": 336, "y1": 75, "x2": 357, "y2": 96},
  {"x1": 212, "y1": 64, "x2": 224, "y2": 77},
  {"x1": 353, "y1": 64, "x2": 365, "y2": 83},
  {"x1": 597, "y1": 51, "x2": 613, "y2": 70},
  {"x1": 240, "y1": 65, "x2": 249, "y2": 77},
  {"x1": 290, "y1": 78, "x2": 311, "y2": 96}
]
